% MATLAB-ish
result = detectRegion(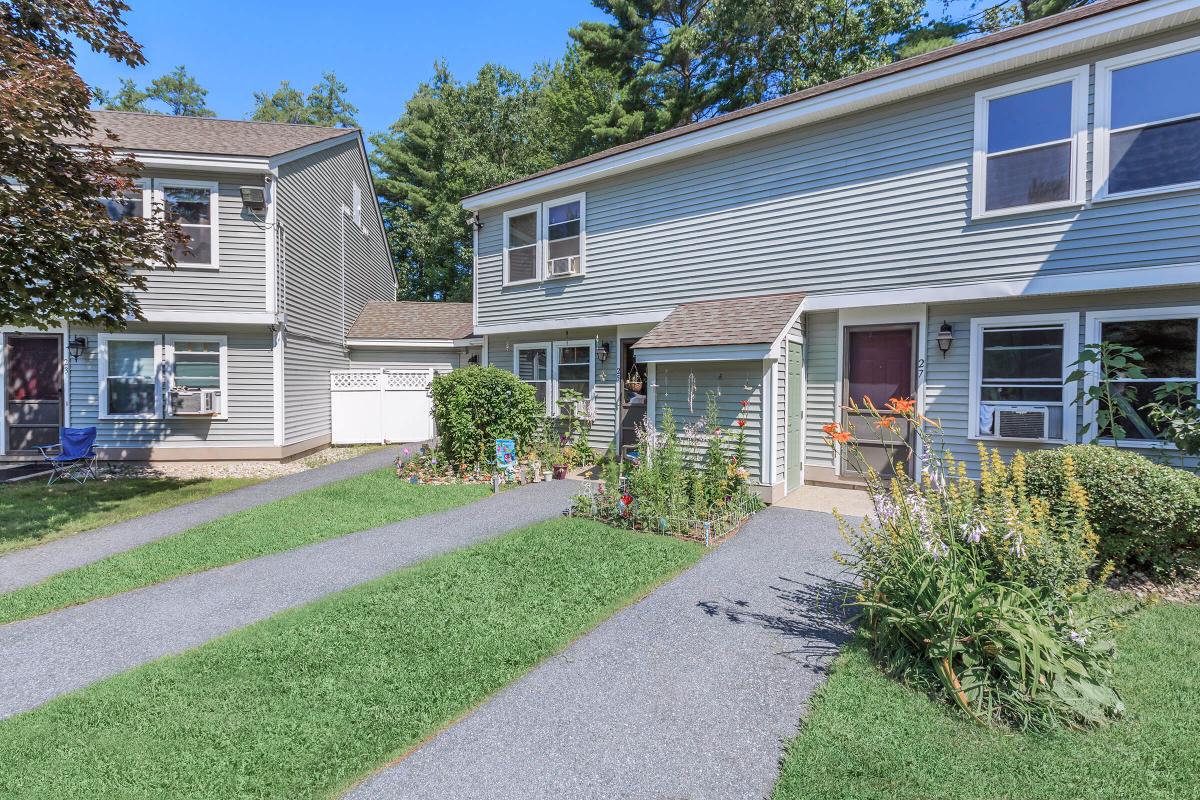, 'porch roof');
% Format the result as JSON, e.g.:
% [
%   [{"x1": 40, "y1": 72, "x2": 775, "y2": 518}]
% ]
[
  {"x1": 632, "y1": 292, "x2": 805, "y2": 352},
  {"x1": 346, "y1": 302, "x2": 476, "y2": 343}
]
